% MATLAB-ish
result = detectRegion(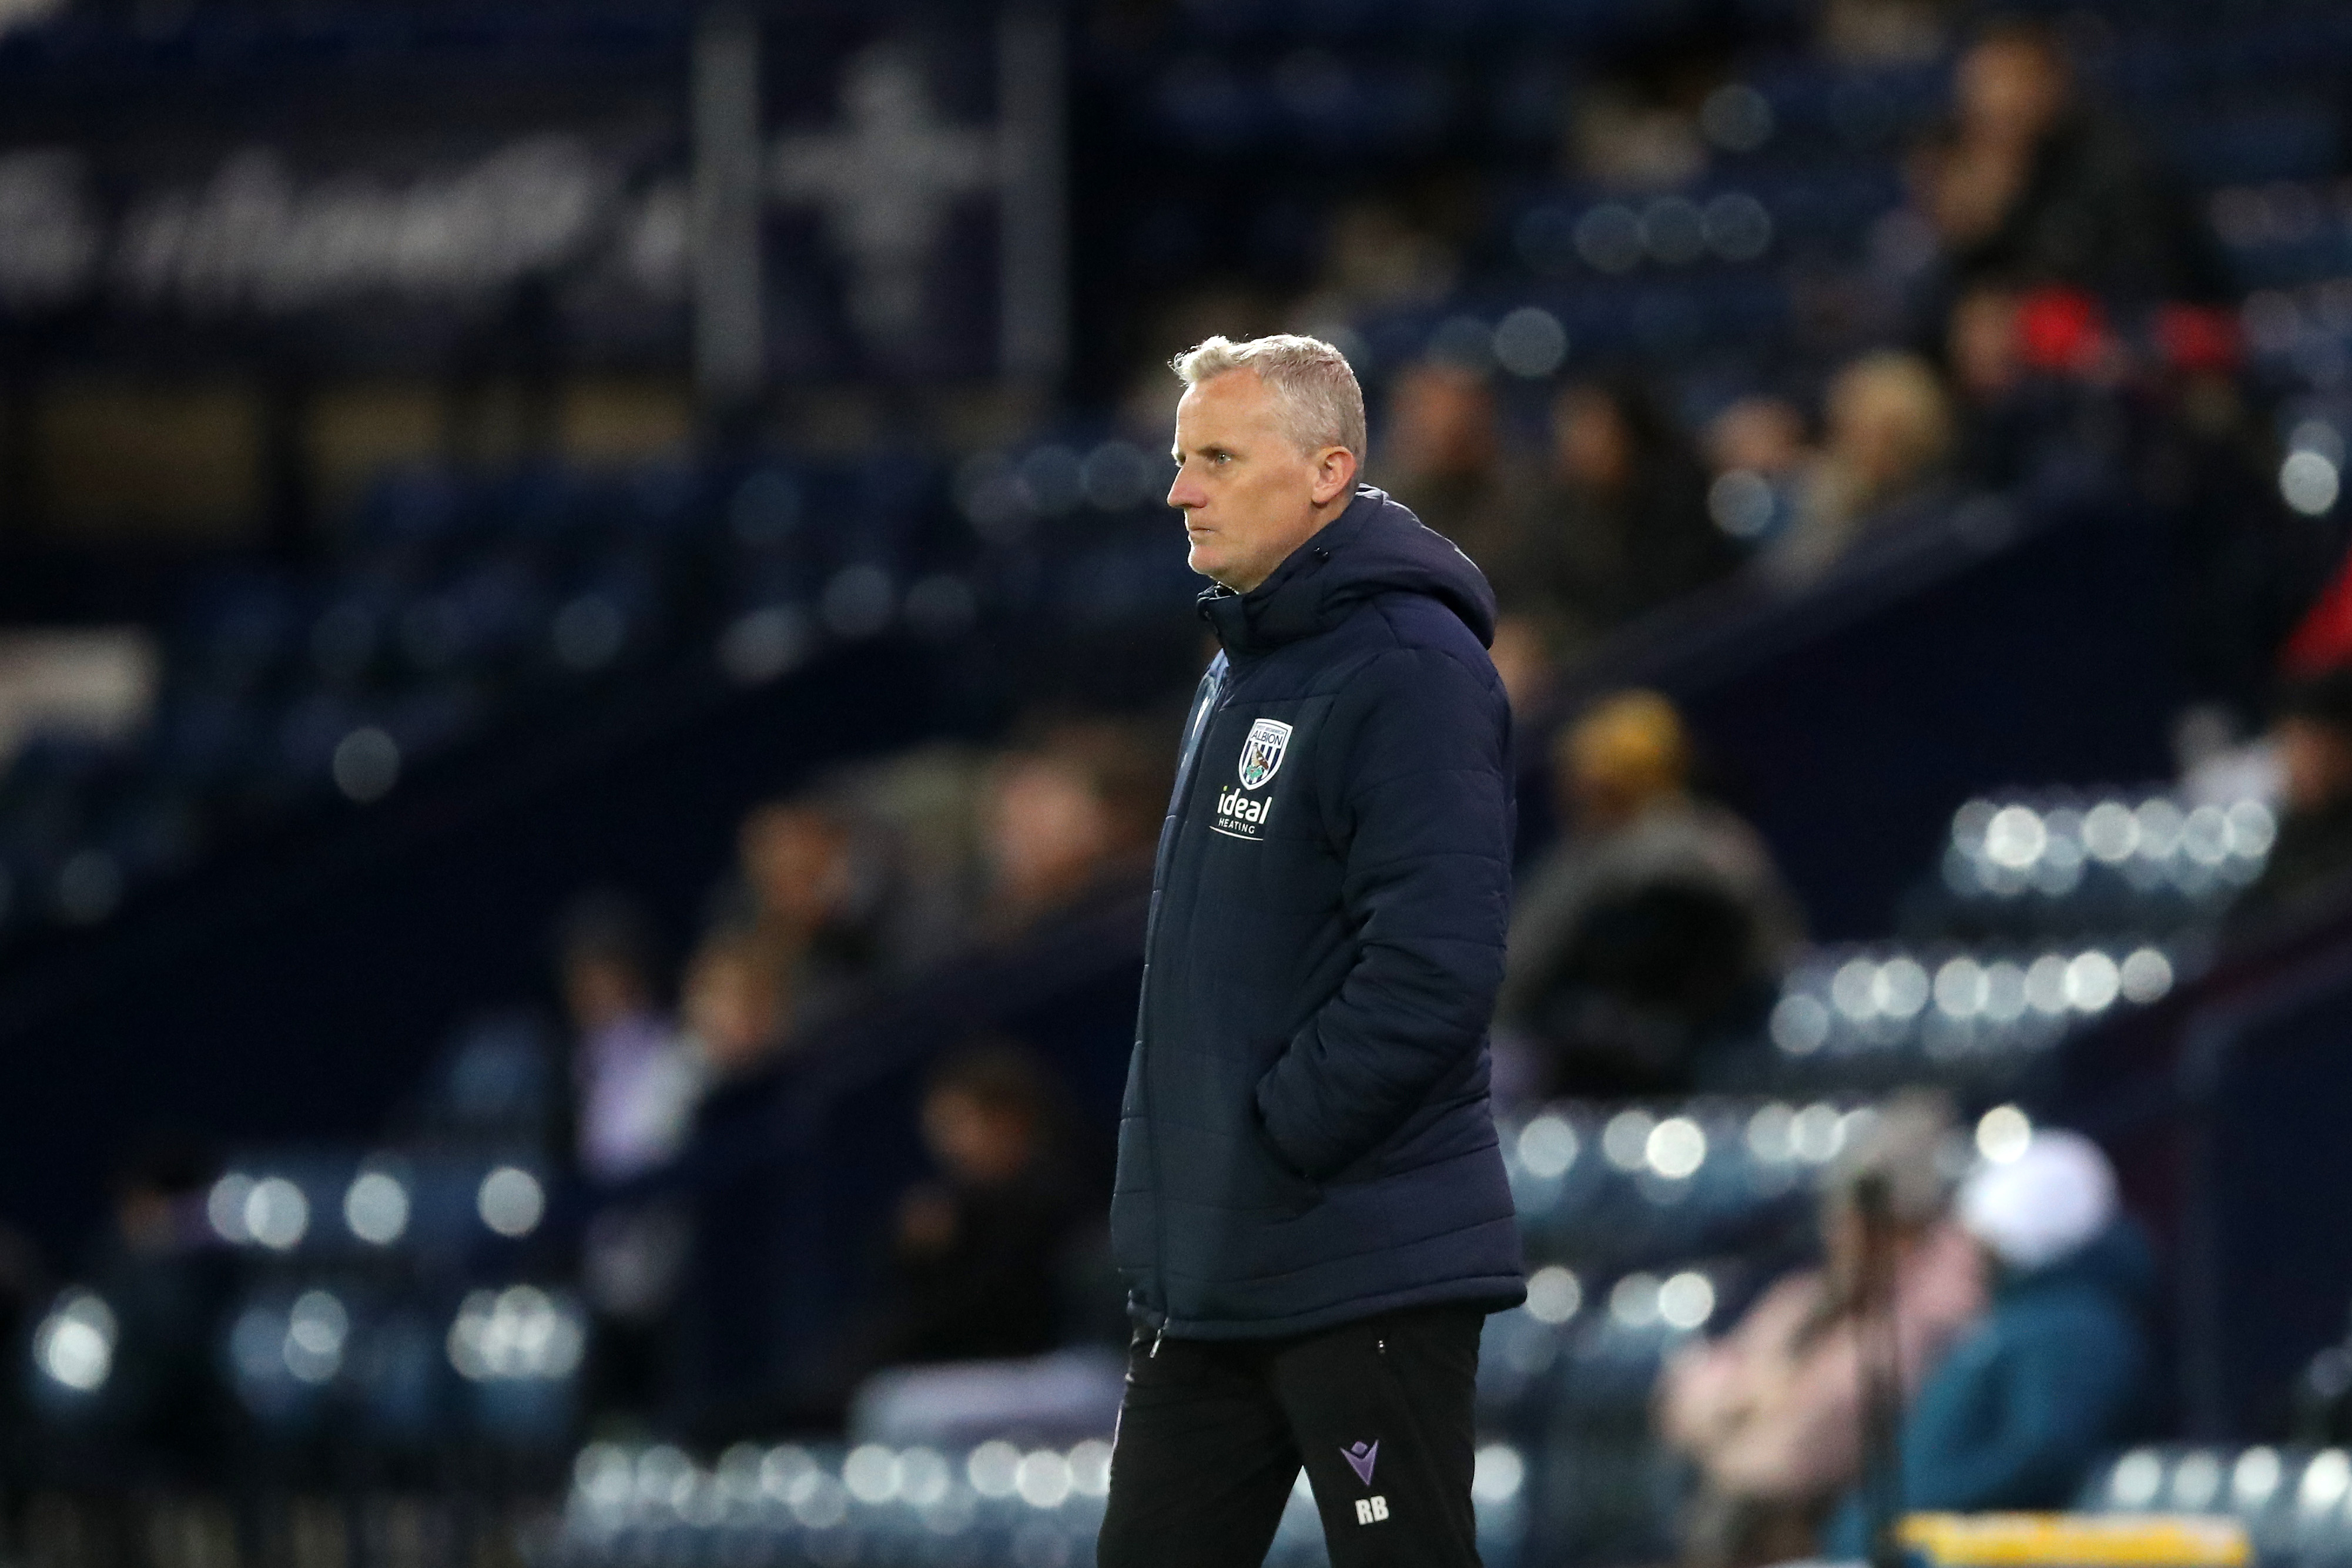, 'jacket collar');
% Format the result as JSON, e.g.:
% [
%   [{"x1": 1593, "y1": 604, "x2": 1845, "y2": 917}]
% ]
[{"x1": 1196, "y1": 494, "x2": 1378, "y2": 658}]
